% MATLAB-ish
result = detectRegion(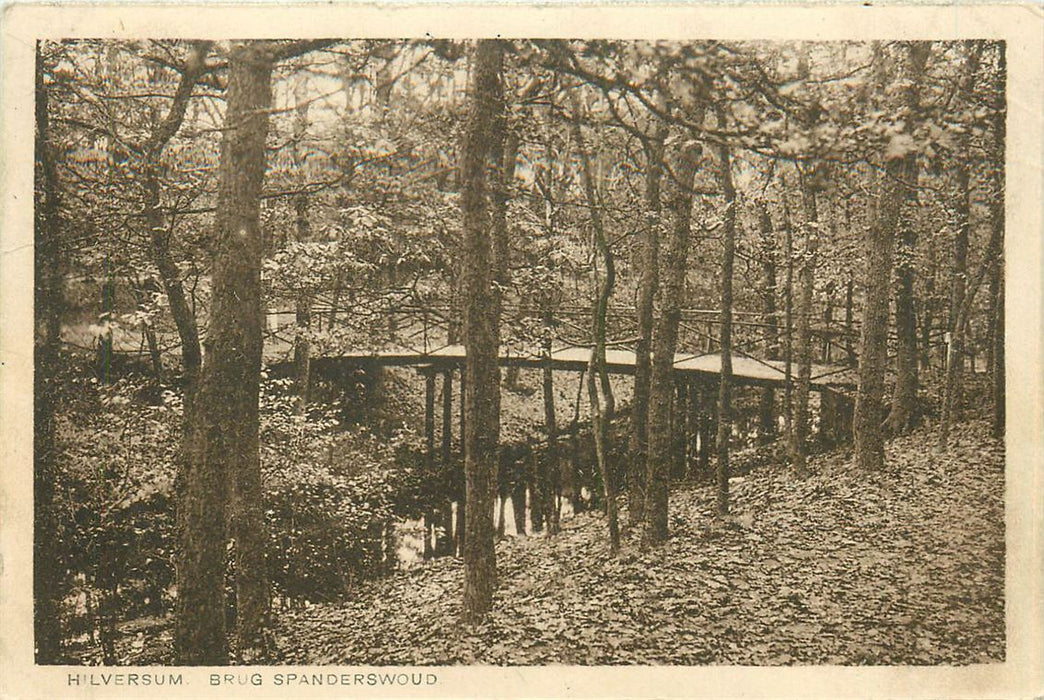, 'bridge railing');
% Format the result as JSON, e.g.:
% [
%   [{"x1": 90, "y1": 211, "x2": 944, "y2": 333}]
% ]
[{"x1": 264, "y1": 297, "x2": 864, "y2": 370}]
